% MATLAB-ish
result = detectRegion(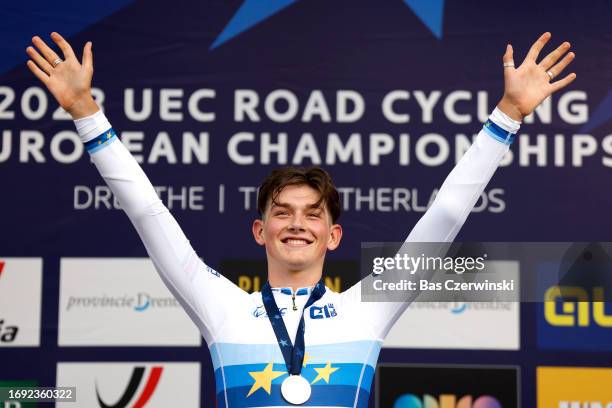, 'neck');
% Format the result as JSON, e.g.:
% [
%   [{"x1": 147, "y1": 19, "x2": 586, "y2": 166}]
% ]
[{"x1": 267, "y1": 262, "x2": 322, "y2": 291}]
